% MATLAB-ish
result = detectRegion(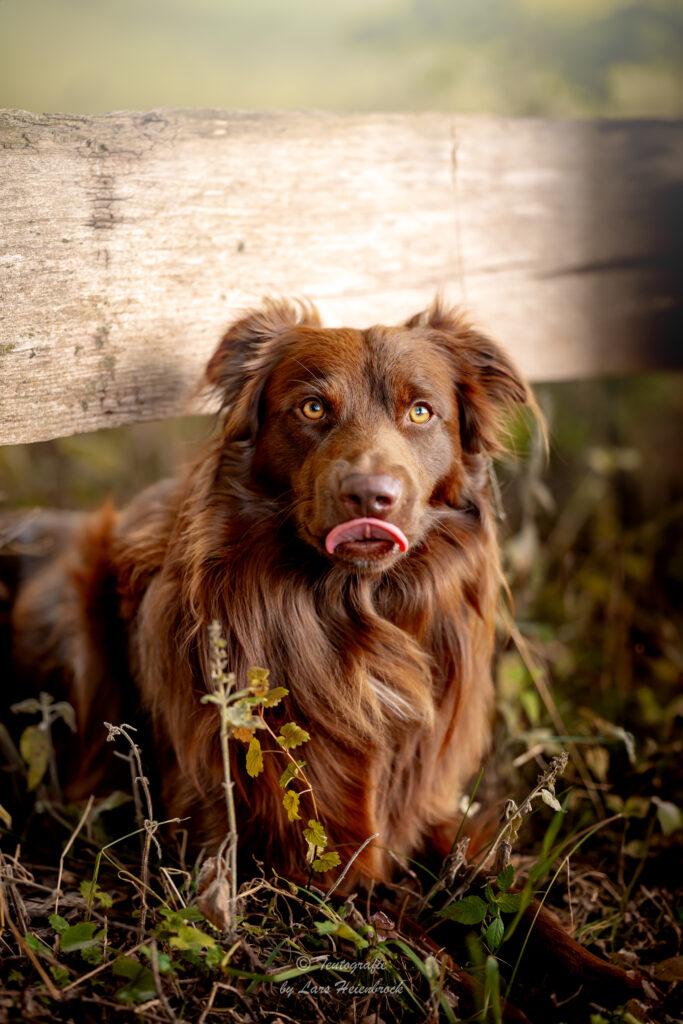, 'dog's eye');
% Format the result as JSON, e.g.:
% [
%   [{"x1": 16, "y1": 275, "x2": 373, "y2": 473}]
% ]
[
  {"x1": 409, "y1": 403, "x2": 432, "y2": 424},
  {"x1": 301, "y1": 398, "x2": 325, "y2": 421}
]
